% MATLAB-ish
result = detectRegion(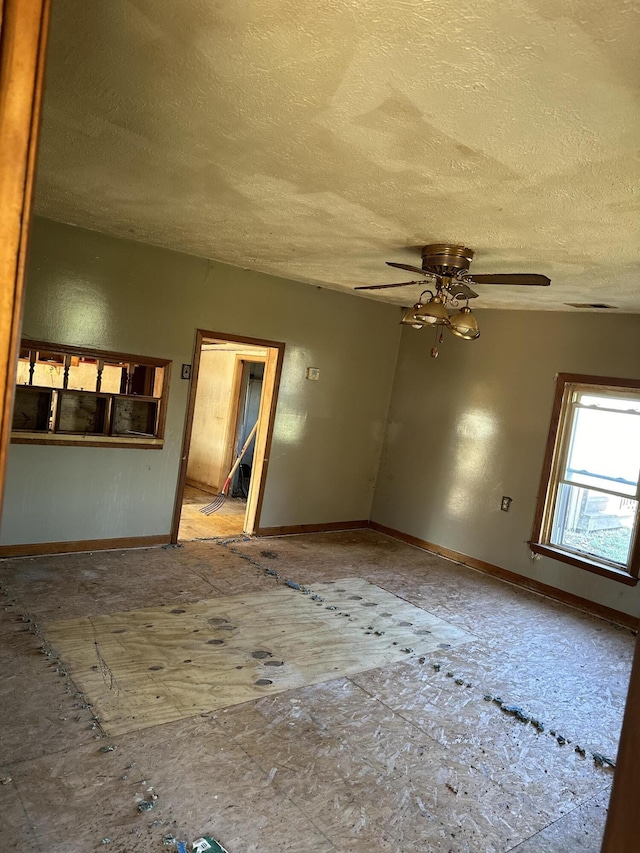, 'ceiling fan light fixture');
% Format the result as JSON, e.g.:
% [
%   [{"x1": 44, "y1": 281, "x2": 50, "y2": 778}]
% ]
[
  {"x1": 447, "y1": 306, "x2": 480, "y2": 340},
  {"x1": 400, "y1": 303, "x2": 425, "y2": 328},
  {"x1": 355, "y1": 244, "x2": 550, "y2": 356},
  {"x1": 413, "y1": 295, "x2": 450, "y2": 325}
]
